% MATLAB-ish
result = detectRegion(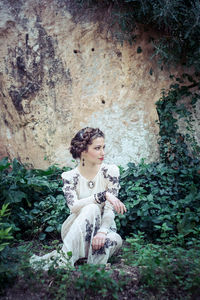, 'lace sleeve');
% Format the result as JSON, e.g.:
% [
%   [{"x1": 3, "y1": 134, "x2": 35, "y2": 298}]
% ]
[
  {"x1": 102, "y1": 164, "x2": 121, "y2": 197},
  {"x1": 98, "y1": 201, "x2": 115, "y2": 234},
  {"x1": 97, "y1": 164, "x2": 121, "y2": 234},
  {"x1": 62, "y1": 171, "x2": 97, "y2": 214}
]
